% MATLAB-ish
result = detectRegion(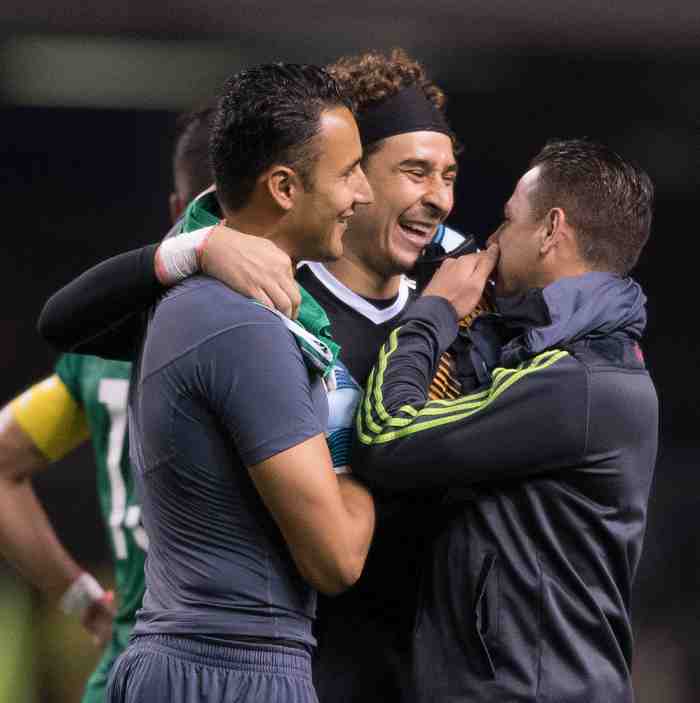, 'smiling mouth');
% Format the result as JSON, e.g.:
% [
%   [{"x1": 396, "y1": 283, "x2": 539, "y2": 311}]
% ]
[{"x1": 397, "y1": 220, "x2": 437, "y2": 249}]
